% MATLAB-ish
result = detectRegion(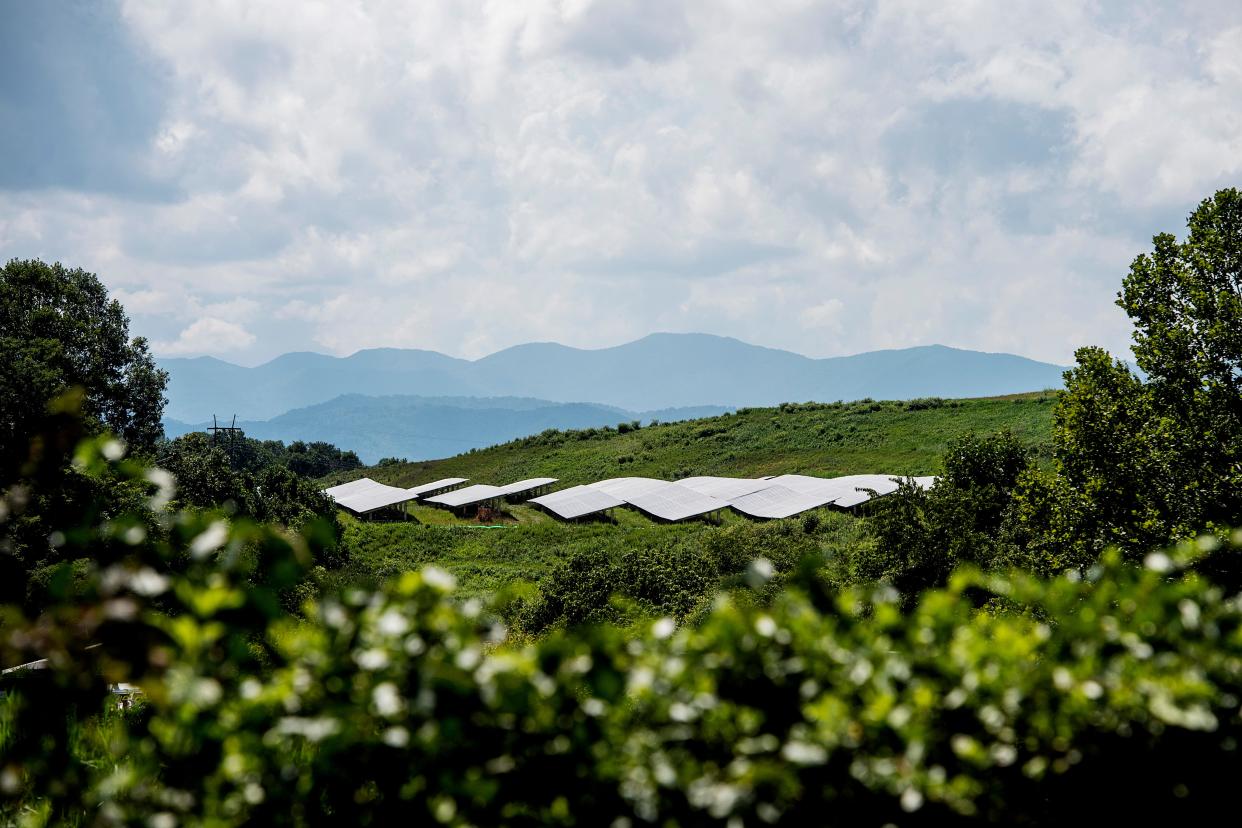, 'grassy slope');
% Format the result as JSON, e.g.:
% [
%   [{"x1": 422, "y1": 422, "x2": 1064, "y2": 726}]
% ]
[
  {"x1": 326, "y1": 393, "x2": 1056, "y2": 597},
  {"x1": 326, "y1": 393, "x2": 1056, "y2": 489}
]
